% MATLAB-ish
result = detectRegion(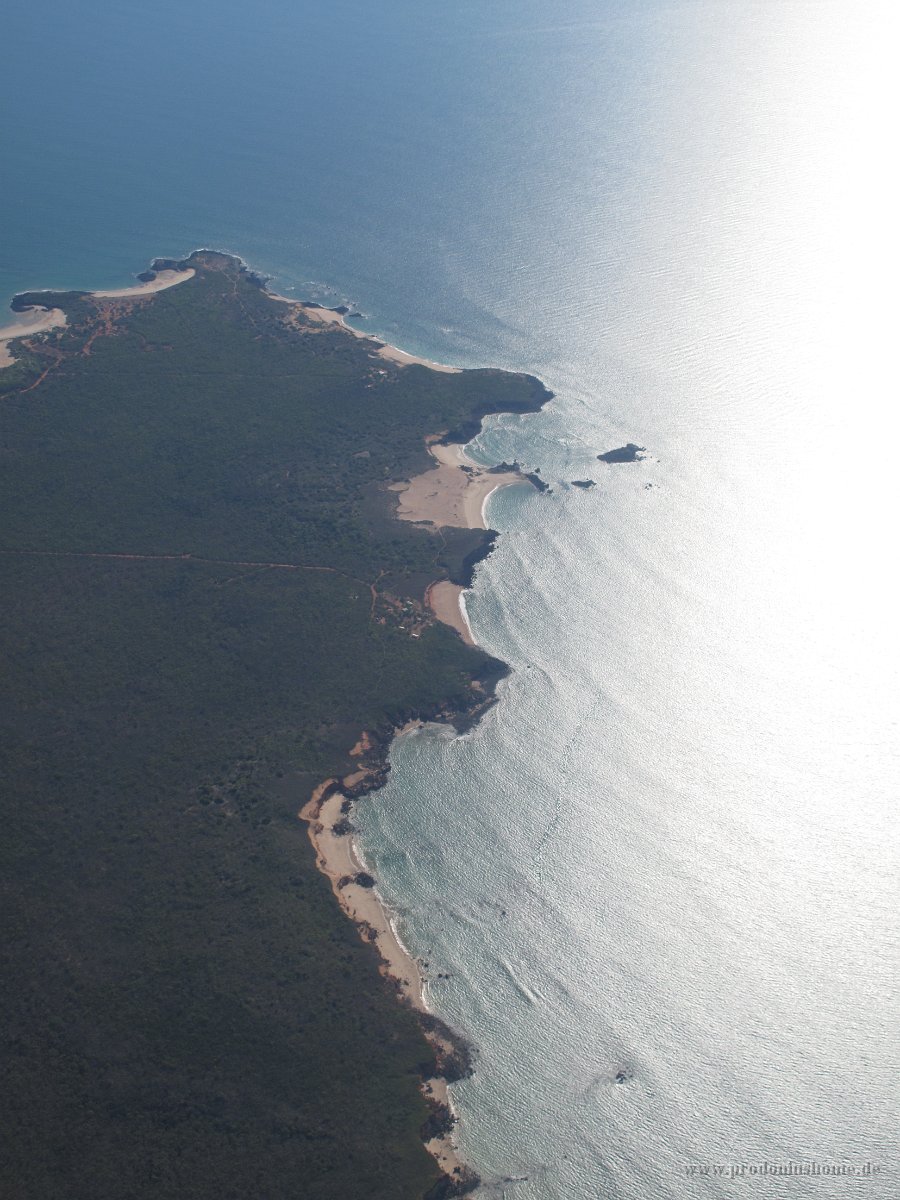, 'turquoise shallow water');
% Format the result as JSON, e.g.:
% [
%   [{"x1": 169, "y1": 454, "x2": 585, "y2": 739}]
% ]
[{"x1": 4, "y1": 2, "x2": 898, "y2": 1196}]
